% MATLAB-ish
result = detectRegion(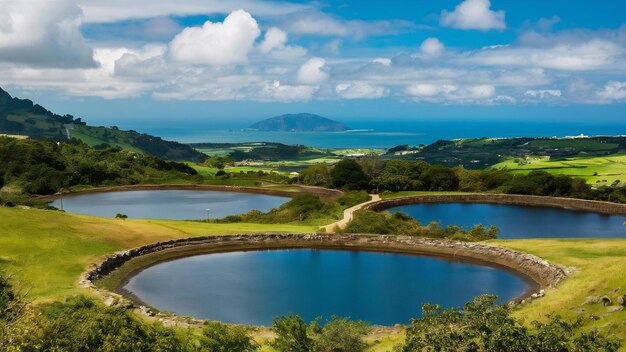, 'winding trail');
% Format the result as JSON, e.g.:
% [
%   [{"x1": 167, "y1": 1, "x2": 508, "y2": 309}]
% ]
[{"x1": 321, "y1": 194, "x2": 380, "y2": 232}]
